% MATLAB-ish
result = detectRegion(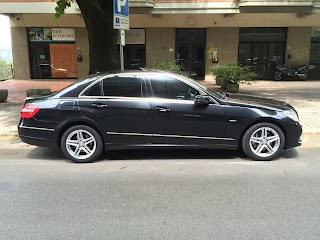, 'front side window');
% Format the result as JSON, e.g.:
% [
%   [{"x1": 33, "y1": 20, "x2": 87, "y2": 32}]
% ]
[
  {"x1": 149, "y1": 76, "x2": 199, "y2": 100},
  {"x1": 102, "y1": 76, "x2": 142, "y2": 98}
]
